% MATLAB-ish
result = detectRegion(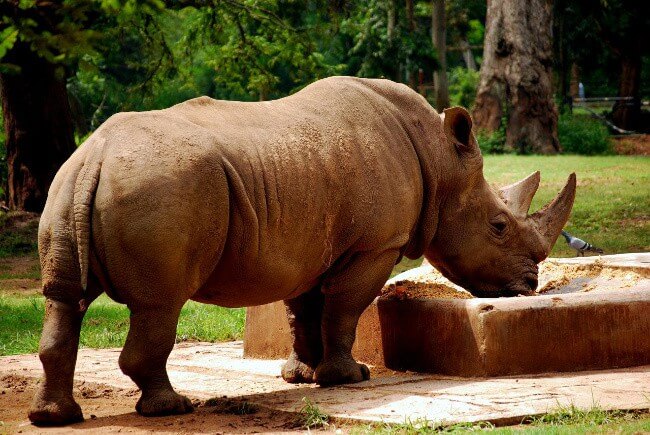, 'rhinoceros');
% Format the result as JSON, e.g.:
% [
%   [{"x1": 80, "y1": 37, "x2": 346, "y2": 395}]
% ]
[{"x1": 29, "y1": 76, "x2": 575, "y2": 425}]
